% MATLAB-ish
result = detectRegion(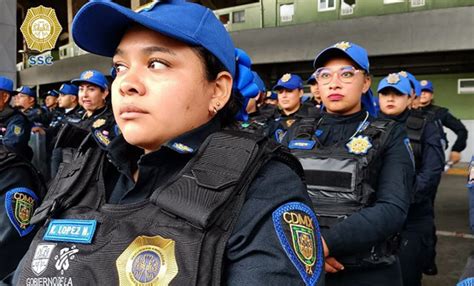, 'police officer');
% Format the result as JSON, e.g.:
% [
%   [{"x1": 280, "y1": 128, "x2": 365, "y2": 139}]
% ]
[
  {"x1": 285, "y1": 42, "x2": 414, "y2": 286},
  {"x1": 13, "y1": 2, "x2": 324, "y2": 285},
  {"x1": 418, "y1": 80, "x2": 468, "y2": 166},
  {"x1": 14, "y1": 86, "x2": 48, "y2": 127},
  {"x1": 377, "y1": 73, "x2": 445, "y2": 286},
  {"x1": 0, "y1": 75, "x2": 46, "y2": 280},
  {"x1": 307, "y1": 73, "x2": 322, "y2": 109}
]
